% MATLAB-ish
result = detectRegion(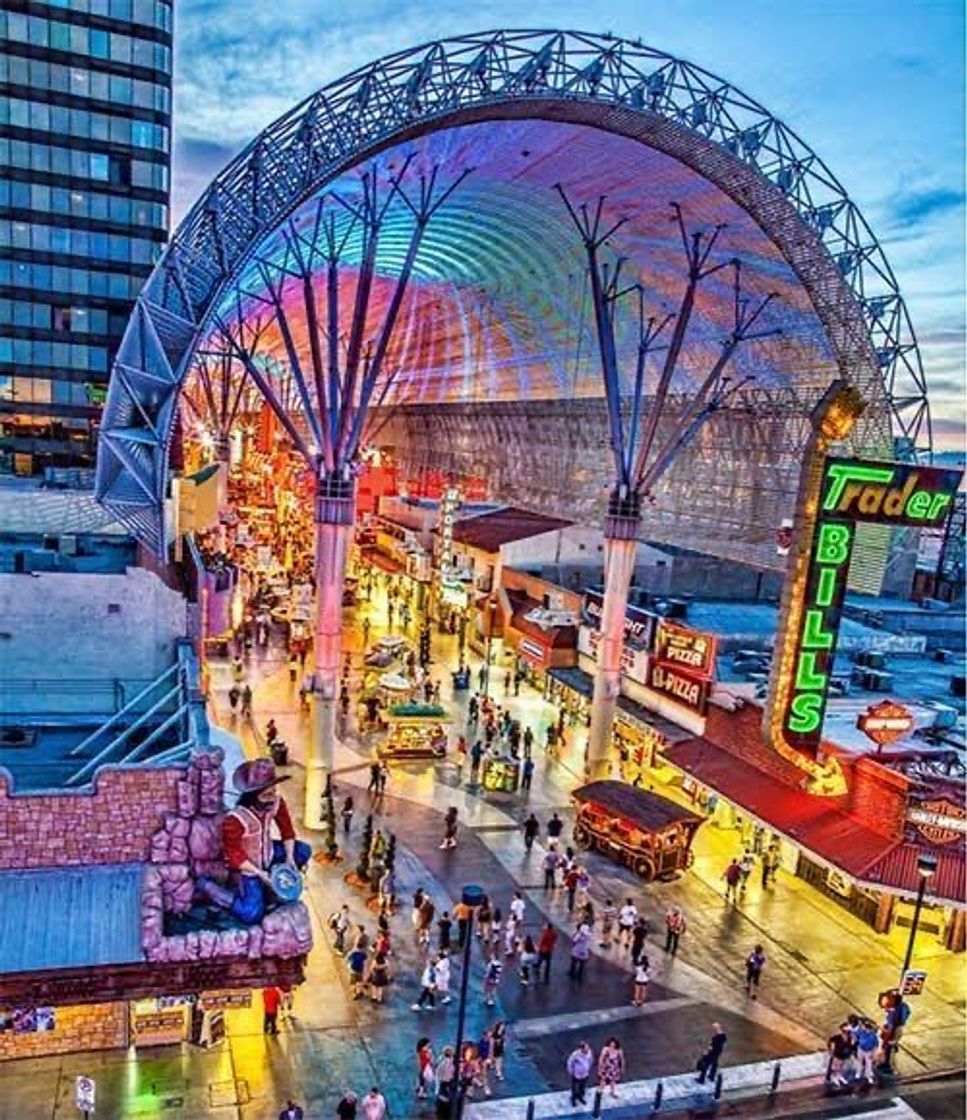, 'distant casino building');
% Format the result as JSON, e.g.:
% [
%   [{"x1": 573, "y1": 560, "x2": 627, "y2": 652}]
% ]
[{"x1": 0, "y1": 0, "x2": 172, "y2": 476}]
